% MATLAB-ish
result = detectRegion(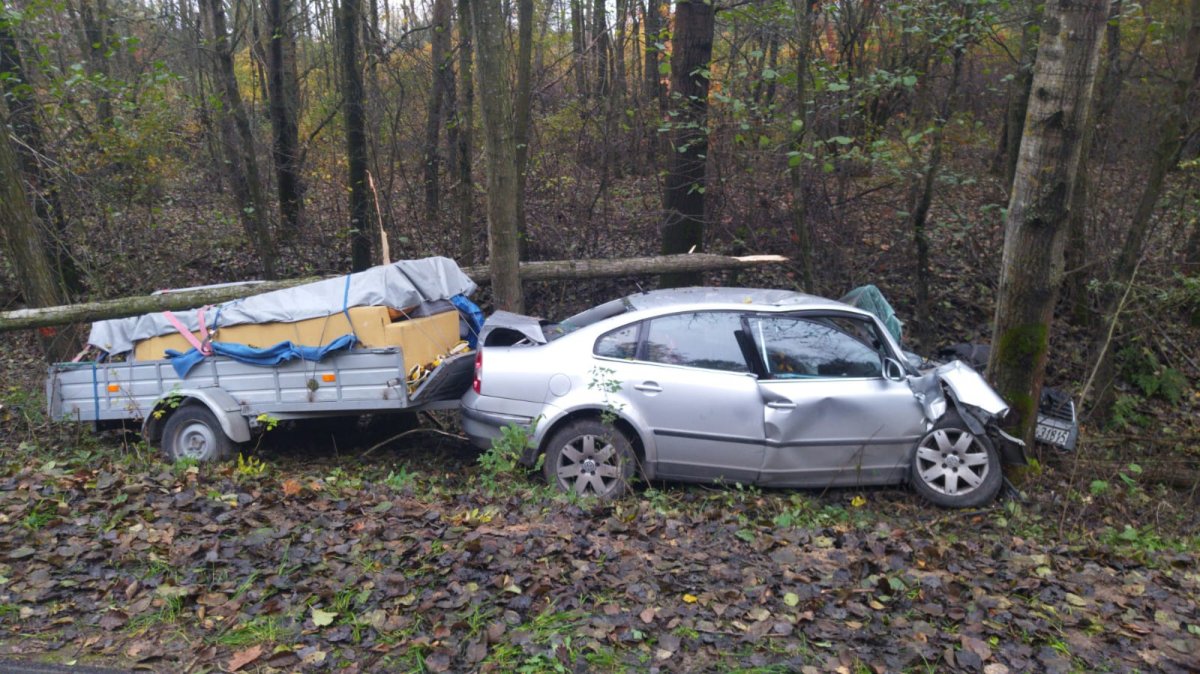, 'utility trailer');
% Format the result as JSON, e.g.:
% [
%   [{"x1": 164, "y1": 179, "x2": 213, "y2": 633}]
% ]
[
  {"x1": 45, "y1": 256, "x2": 482, "y2": 462},
  {"x1": 47, "y1": 348, "x2": 474, "y2": 461}
]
